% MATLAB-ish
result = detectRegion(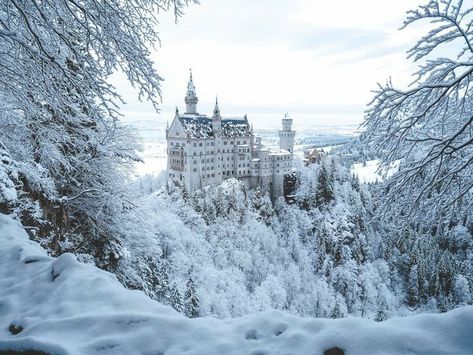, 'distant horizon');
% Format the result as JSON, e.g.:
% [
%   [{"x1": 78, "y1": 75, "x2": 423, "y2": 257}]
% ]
[{"x1": 121, "y1": 109, "x2": 363, "y2": 128}]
